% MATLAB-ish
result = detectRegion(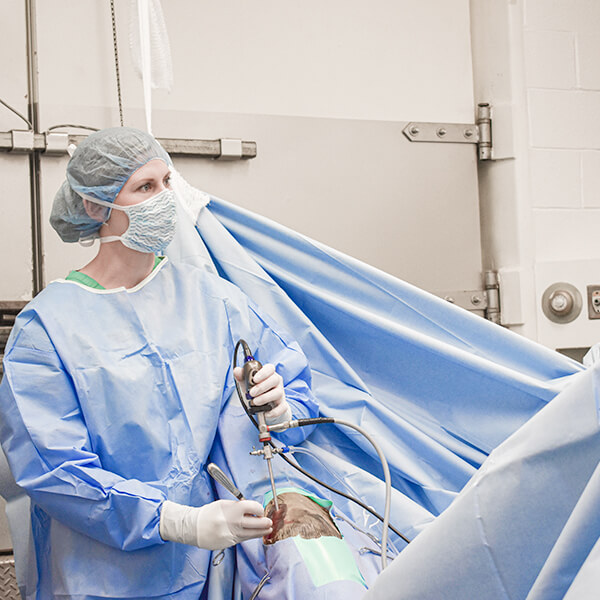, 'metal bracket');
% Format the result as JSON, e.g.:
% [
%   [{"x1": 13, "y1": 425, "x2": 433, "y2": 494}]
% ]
[
  {"x1": 216, "y1": 138, "x2": 243, "y2": 161},
  {"x1": 438, "y1": 290, "x2": 488, "y2": 312},
  {"x1": 44, "y1": 132, "x2": 69, "y2": 155},
  {"x1": 9, "y1": 130, "x2": 34, "y2": 153},
  {"x1": 0, "y1": 302, "x2": 27, "y2": 327},
  {"x1": 403, "y1": 103, "x2": 492, "y2": 161},
  {"x1": 403, "y1": 122, "x2": 479, "y2": 144},
  {"x1": 436, "y1": 270, "x2": 502, "y2": 321}
]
